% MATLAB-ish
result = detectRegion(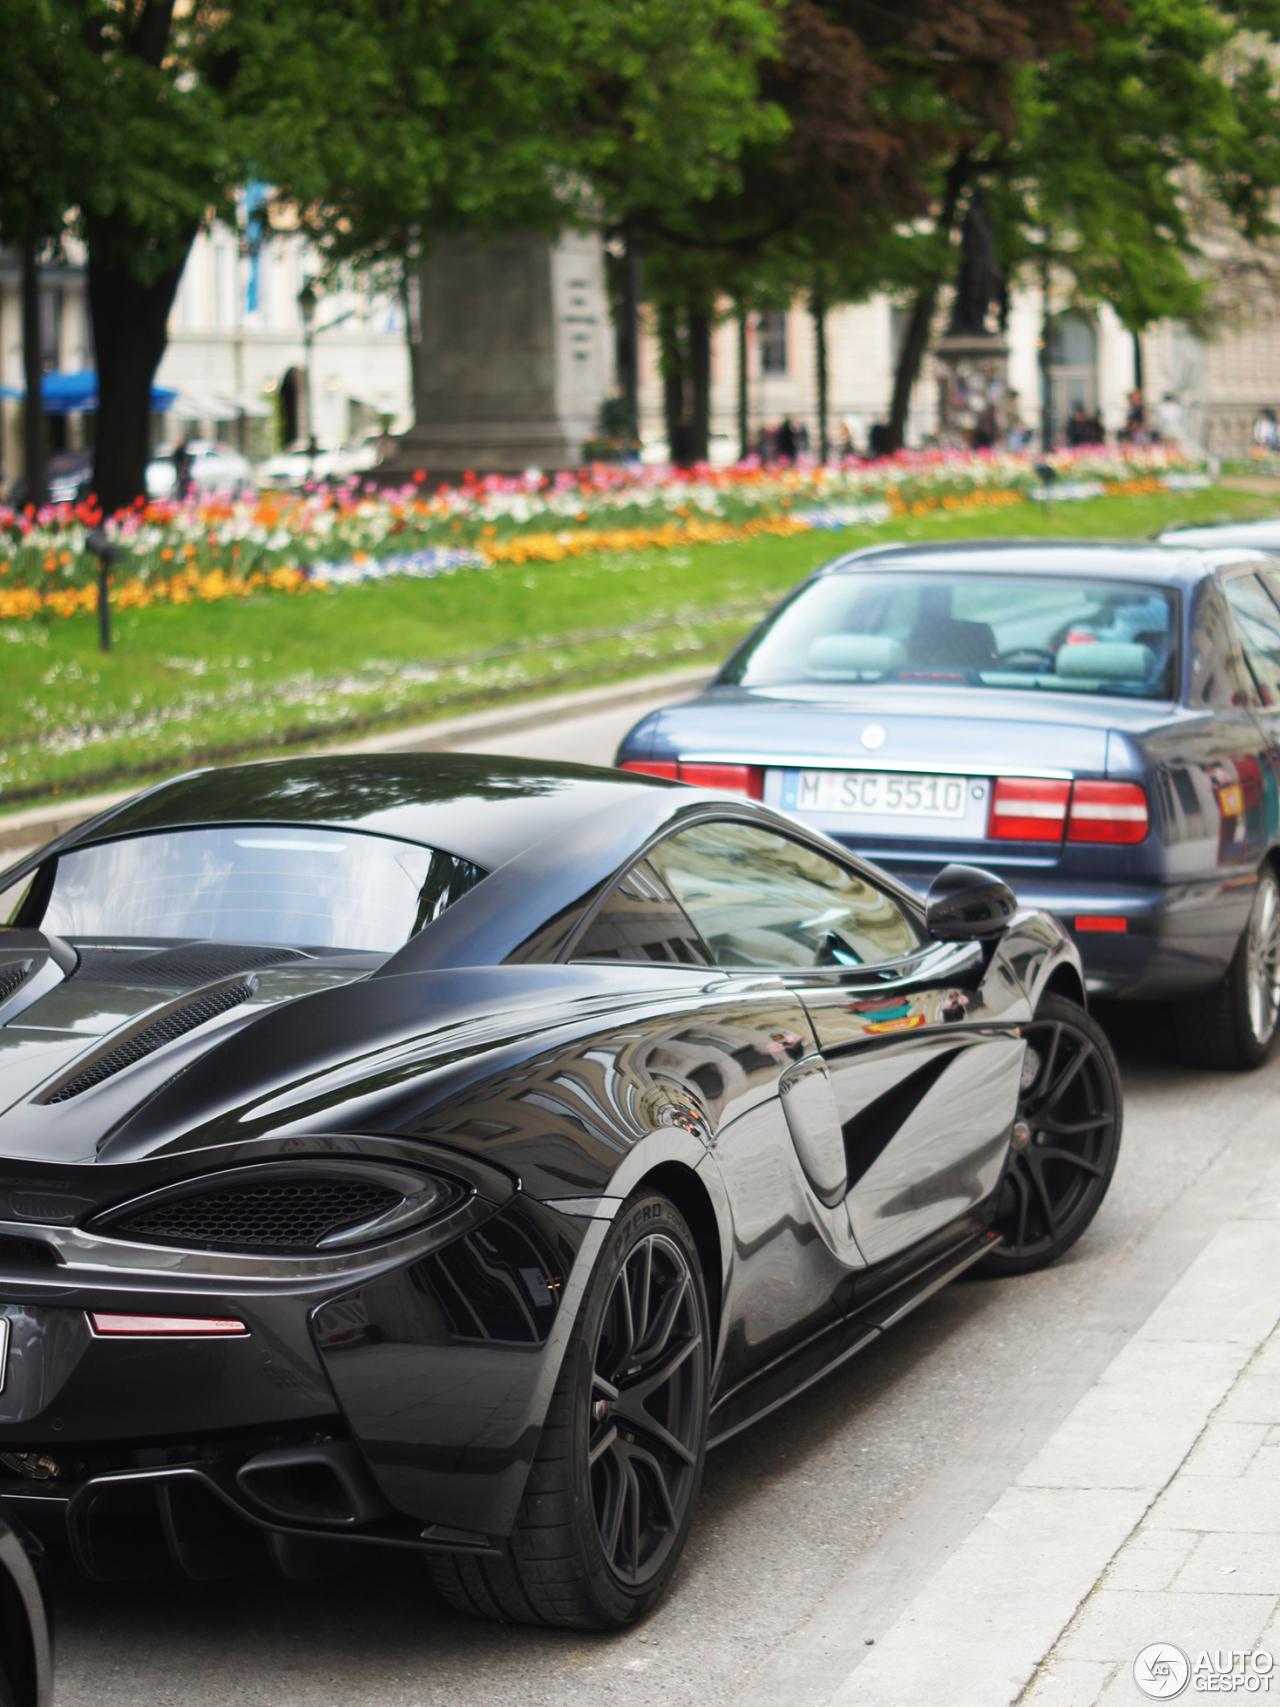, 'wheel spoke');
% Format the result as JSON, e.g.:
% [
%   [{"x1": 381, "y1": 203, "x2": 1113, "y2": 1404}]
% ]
[
  {"x1": 1036, "y1": 1111, "x2": 1113, "y2": 1138},
  {"x1": 625, "y1": 1459, "x2": 642, "y2": 1576},
  {"x1": 1039, "y1": 1040, "x2": 1093, "y2": 1117},
  {"x1": 633, "y1": 1239, "x2": 653, "y2": 1350},
  {"x1": 1008, "y1": 1163, "x2": 1031, "y2": 1252},
  {"x1": 1024, "y1": 1152, "x2": 1060, "y2": 1238},
  {"x1": 1033, "y1": 1145, "x2": 1103, "y2": 1177},
  {"x1": 1027, "y1": 1022, "x2": 1062, "y2": 1103},
  {"x1": 612, "y1": 1395, "x2": 698, "y2": 1467},
  {"x1": 637, "y1": 1271, "x2": 689, "y2": 1362},
  {"x1": 589, "y1": 1422, "x2": 619, "y2": 1468},
  {"x1": 596, "y1": 1443, "x2": 626, "y2": 1561},
  {"x1": 628, "y1": 1441, "x2": 681, "y2": 1528},
  {"x1": 593, "y1": 1372, "x2": 620, "y2": 1400}
]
